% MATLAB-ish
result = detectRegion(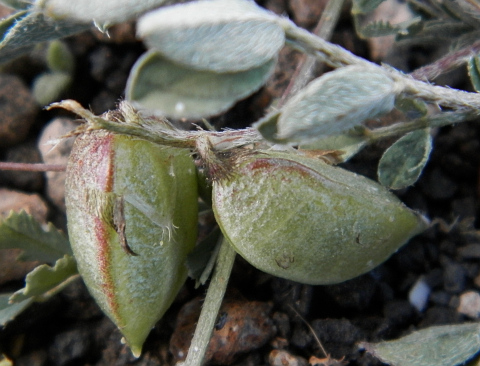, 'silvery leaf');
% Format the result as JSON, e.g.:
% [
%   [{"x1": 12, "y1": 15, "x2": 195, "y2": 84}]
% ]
[
  {"x1": 36, "y1": 0, "x2": 169, "y2": 25},
  {"x1": 259, "y1": 65, "x2": 398, "y2": 144},
  {"x1": 126, "y1": 50, "x2": 276, "y2": 119},
  {"x1": 137, "y1": 0, "x2": 284, "y2": 72},
  {"x1": 361, "y1": 323, "x2": 480, "y2": 366},
  {"x1": 378, "y1": 128, "x2": 432, "y2": 190}
]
